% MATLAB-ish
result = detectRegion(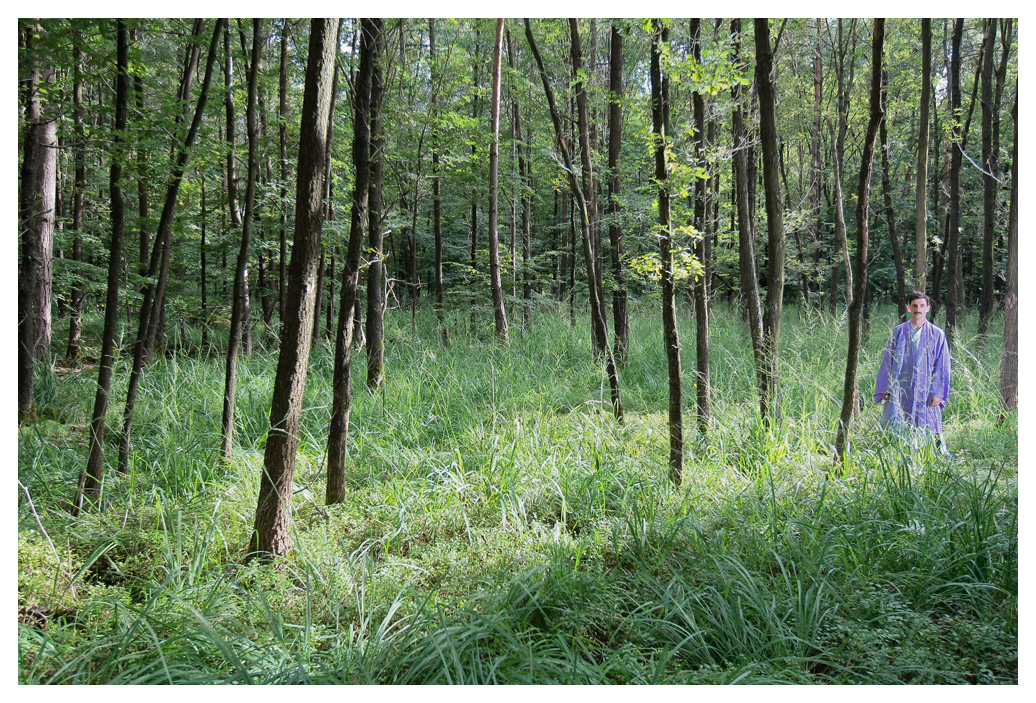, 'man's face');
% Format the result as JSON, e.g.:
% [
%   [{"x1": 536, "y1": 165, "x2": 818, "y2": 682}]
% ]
[{"x1": 908, "y1": 297, "x2": 929, "y2": 322}]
